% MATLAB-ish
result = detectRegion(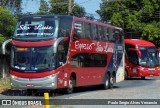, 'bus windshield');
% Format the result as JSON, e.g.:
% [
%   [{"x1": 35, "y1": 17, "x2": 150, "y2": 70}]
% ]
[
  {"x1": 11, "y1": 46, "x2": 55, "y2": 72},
  {"x1": 138, "y1": 46, "x2": 159, "y2": 67},
  {"x1": 13, "y1": 19, "x2": 58, "y2": 40}
]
